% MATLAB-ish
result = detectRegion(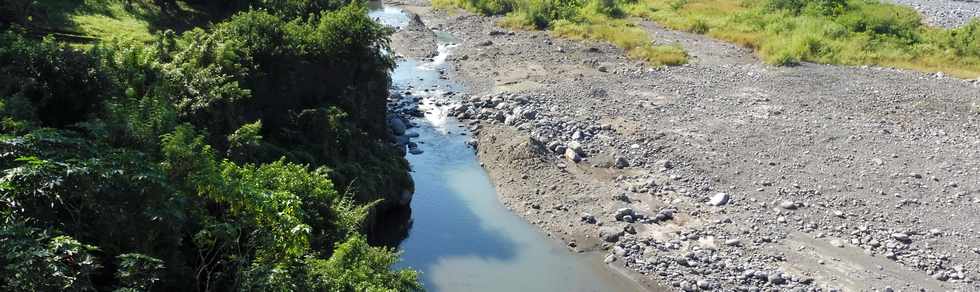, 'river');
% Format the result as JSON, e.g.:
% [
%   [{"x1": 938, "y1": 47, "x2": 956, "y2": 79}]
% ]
[{"x1": 369, "y1": 4, "x2": 645, "y2": 292}]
